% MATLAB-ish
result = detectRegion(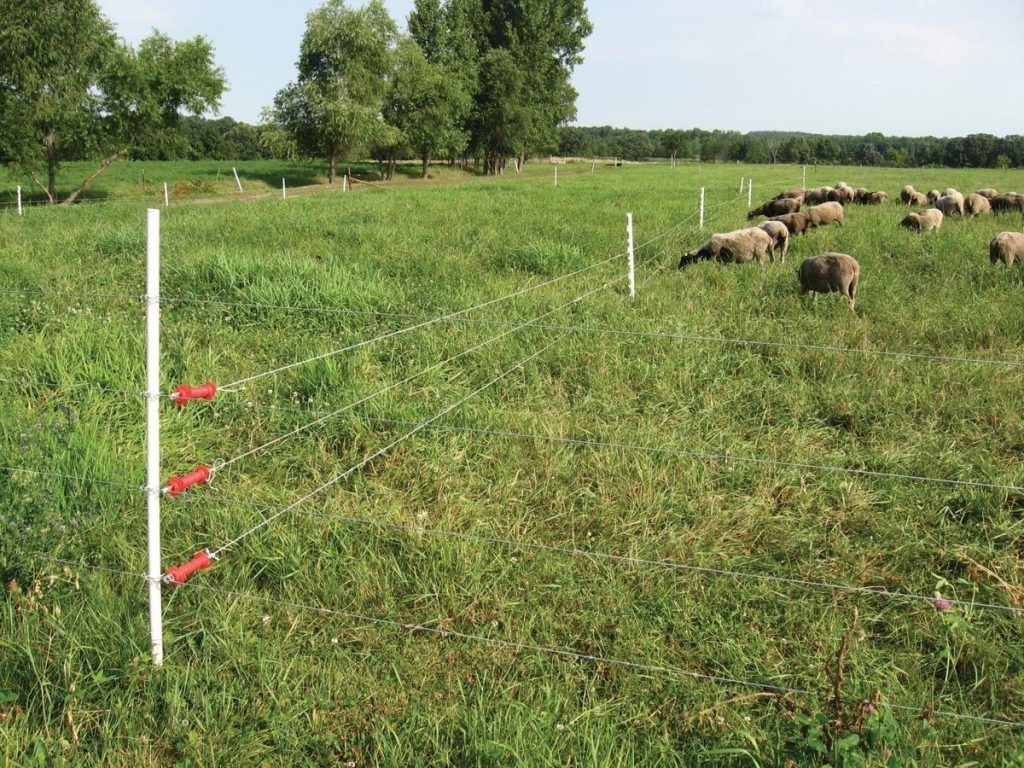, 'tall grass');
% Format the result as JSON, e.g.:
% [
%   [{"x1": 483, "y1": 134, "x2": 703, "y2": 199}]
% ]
[{"x1": 2, "y1": 162, "x2": 1024, "y2": 766}]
